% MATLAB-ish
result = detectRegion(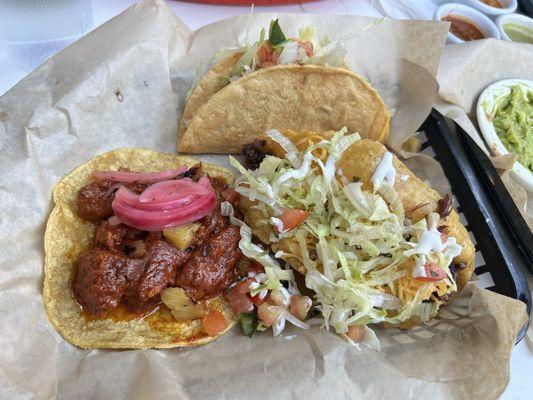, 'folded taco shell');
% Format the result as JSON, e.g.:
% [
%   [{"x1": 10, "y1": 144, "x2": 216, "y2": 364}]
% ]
[
  {"x1": 179, "y1": 52, "x2": 243, "y2": 139},
  {"x1": 178, "y1": 65, "x2": 390, "y2": 153}
]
